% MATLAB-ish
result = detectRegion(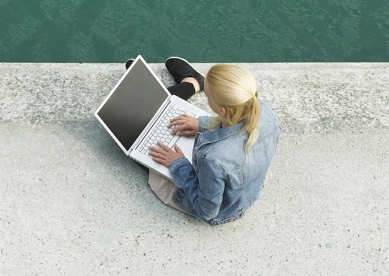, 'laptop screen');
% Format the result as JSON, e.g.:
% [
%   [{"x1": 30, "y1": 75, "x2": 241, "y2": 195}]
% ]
[{"x1": 96, "y1": 58, "x2": 169, "y2": 151}]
